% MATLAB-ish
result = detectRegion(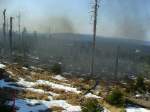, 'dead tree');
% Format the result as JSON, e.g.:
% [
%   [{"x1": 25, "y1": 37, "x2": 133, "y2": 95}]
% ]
[
  {"x1": 90, "y1": 0, "x2": 99, "y2": 76},
  {"x1": 9, "y1": 17, "x2": 14, "y2": 55},
  {"x1": 22, "y1": 27, "x2": 27, "y2": 57},
  {"x1": 6, "y1": 18, "x2": 9, "y2": 38},
  {"x1": 3, "y1": 9, "x2": 6, "y2": 43},
  {"x1": 17, "y1": 12, "x2": 21, "y2": 40},
  {"x1": 114, "y1": 45, "x2": 120, "y2": 80},
  {"x1": 83, "y1": 0, "x2": 100, "y2": 95}
]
